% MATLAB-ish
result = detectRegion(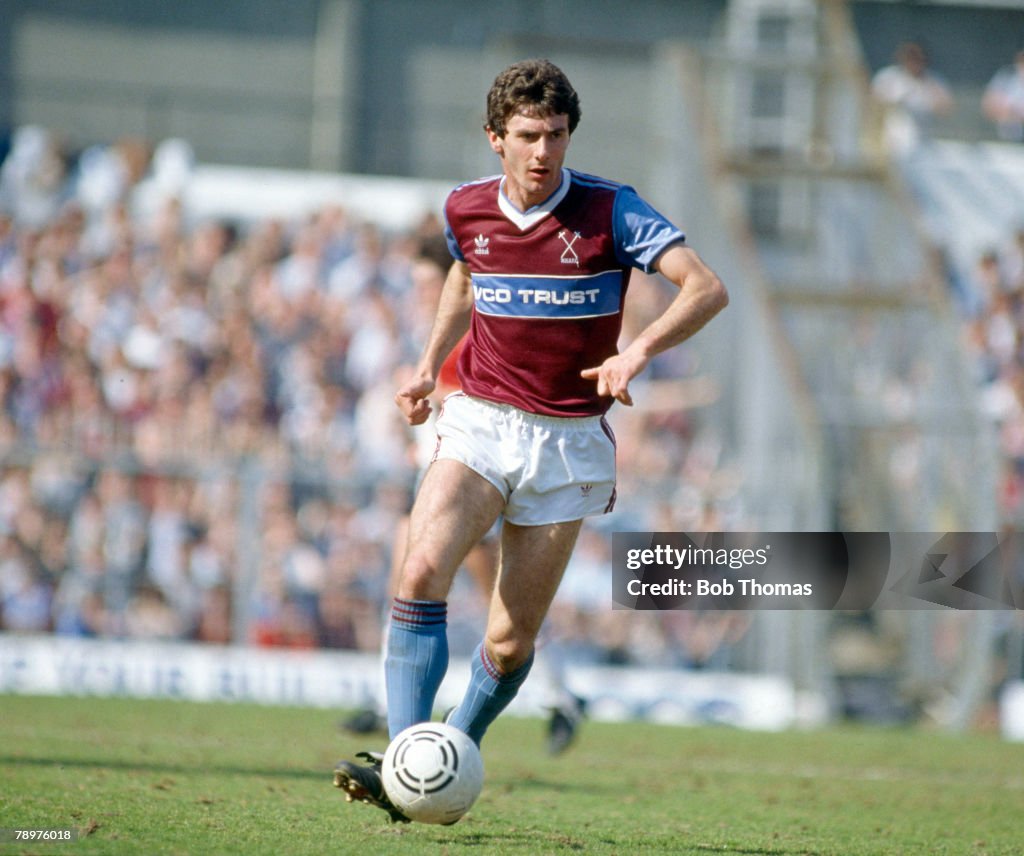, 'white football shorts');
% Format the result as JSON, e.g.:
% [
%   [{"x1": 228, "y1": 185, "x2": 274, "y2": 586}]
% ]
[{"x1": 432, "y1": 392, "x2": 617, "y2": 526}]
